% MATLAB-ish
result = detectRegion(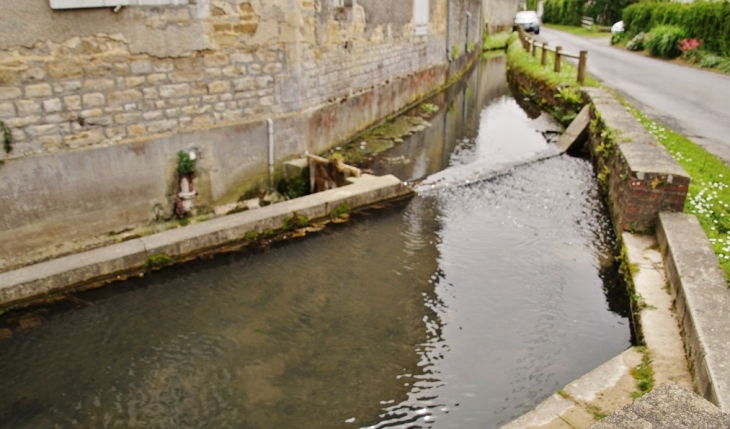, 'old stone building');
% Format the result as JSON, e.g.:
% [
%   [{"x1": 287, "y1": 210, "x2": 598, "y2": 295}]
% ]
[{"x1": 0, "y1": 0, "x2": 517, "y2": 270}]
